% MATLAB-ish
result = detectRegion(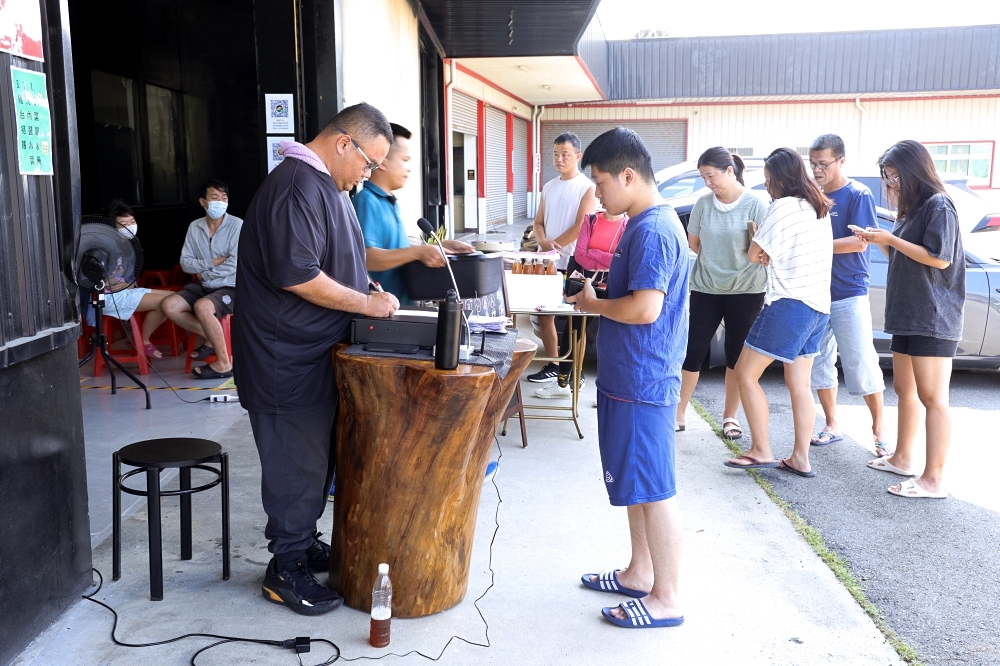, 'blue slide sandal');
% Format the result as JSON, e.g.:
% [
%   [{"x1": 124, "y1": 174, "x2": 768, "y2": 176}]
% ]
[
  {"x1": 581, "y1": 570, "x2": 647, "y2": 598},
  {"x1": 602, "y1": 598, "x2": 684, "y2": 628}
]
